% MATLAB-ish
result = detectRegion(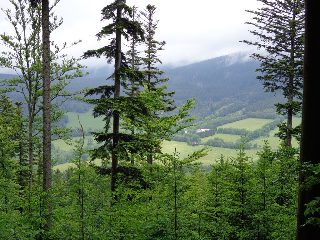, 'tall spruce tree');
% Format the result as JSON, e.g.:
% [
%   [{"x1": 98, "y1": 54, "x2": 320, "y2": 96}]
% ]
[
  {"x1": 140, "y1": 4, "x2": 175, "y2": 165},
  {"x1": 83, "y1": 0, "x2": 144, "y2": 194},
  {"x1": 124, "y1": 6, "x2": 142, "y2": 98},
  {"x1": 243, "y1": 0, "x2": 305, "y2": 147}
]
